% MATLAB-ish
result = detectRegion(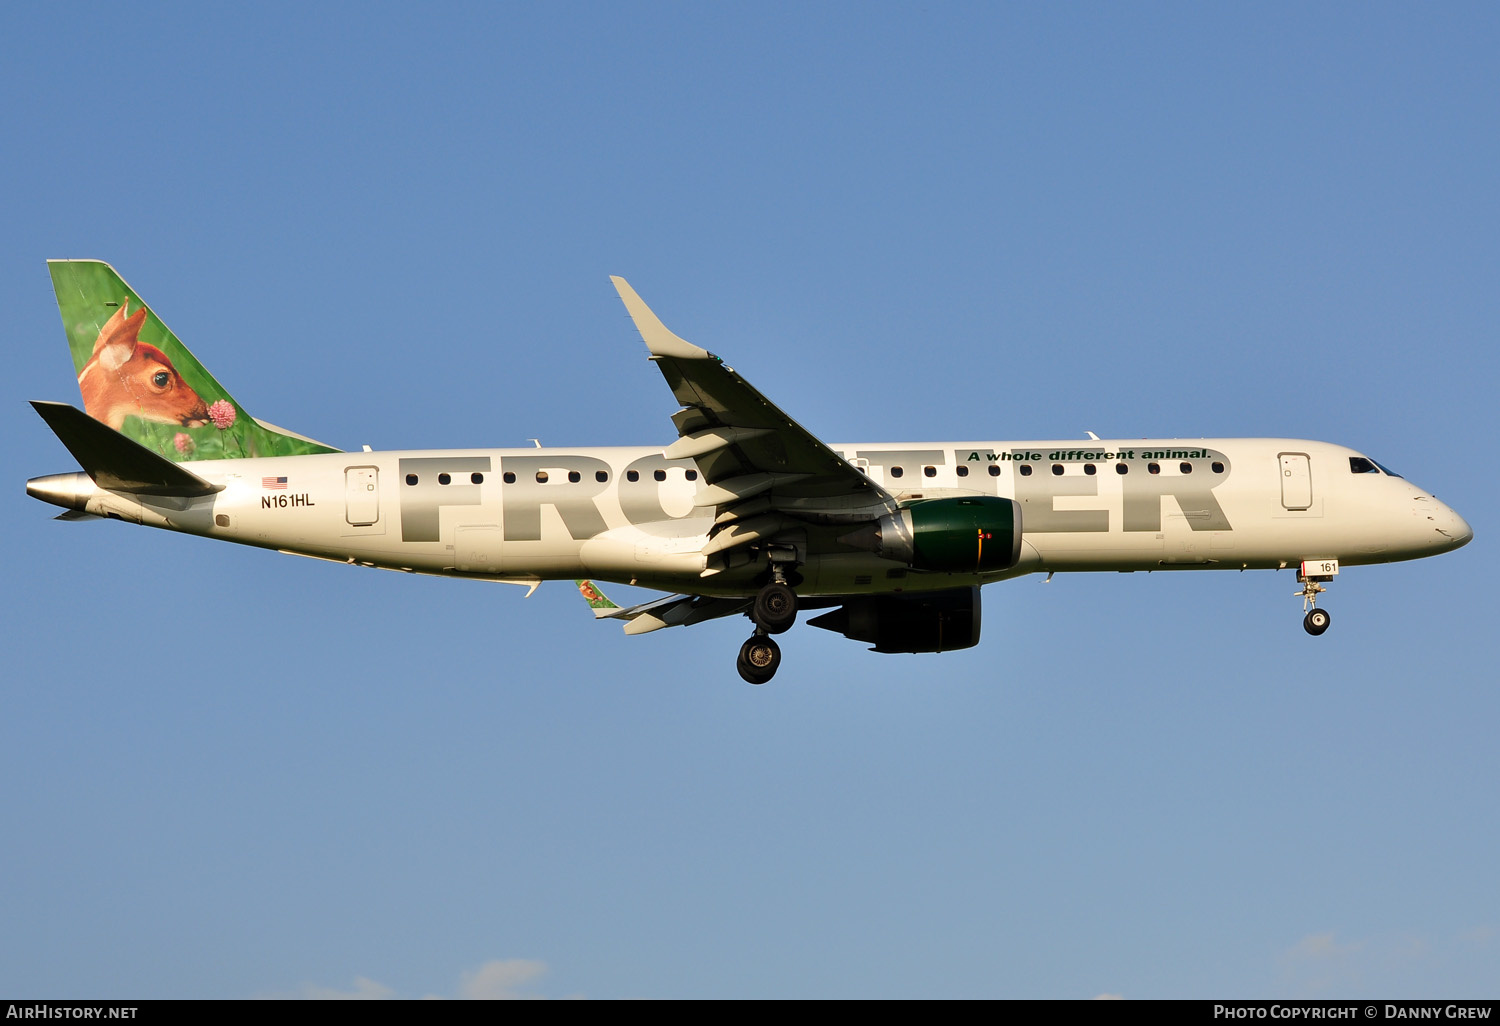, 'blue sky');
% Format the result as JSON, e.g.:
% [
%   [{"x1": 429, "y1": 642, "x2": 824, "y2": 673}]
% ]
[{"x1": 2, "y1": 2, "x2": 1496, "y2": 999}]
